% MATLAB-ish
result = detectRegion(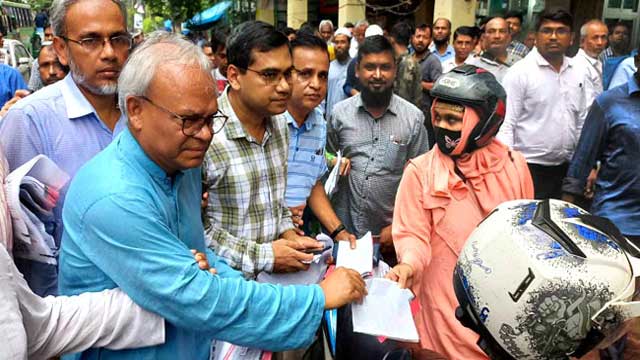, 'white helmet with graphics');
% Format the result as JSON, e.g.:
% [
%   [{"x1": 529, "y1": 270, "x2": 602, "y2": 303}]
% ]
[{"x1": 454, "y1": 199, "x2": 640, "y2": 359}]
